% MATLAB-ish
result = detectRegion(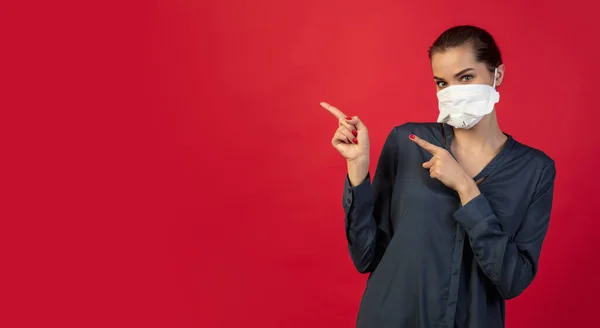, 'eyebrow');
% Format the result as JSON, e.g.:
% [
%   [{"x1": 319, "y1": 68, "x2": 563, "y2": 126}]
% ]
[{"x1": 433, "y1": 68, "x2": 475, "y2": 80}]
